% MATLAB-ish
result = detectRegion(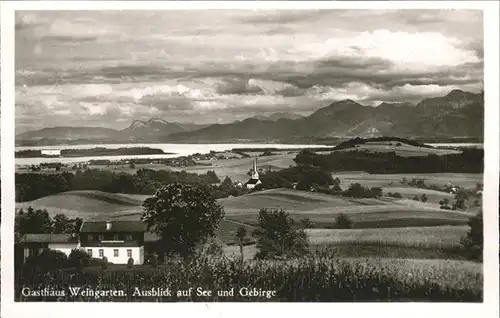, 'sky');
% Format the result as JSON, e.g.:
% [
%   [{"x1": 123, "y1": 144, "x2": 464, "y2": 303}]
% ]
[{"x1": 15, "y1": 10, "x2": 484, "y2": 133}]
